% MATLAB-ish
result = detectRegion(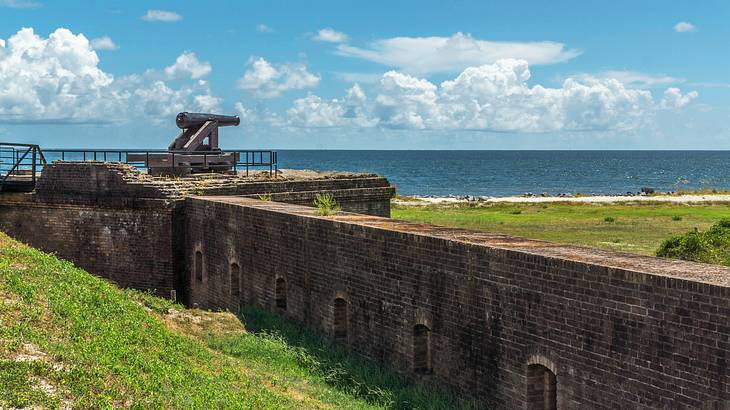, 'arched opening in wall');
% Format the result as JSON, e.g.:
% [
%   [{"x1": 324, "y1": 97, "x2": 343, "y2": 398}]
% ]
[
  {"x1": 333, "y1": 298, "x2": 348, "y2": 342},
  {"x1": 230, "y1": 263, "x2": 240, "y2": 310},
  {"x1": 275, "y1": 277, "x2": 287, "y2": 310},
  {"x1": 526, "y1": 364, "x2": 557, "y2": 410},
  {"x1": 413, "y1": 324, "x2": 432, "y2": 375},
  {"x1": 194, "y1": 251, "x2": 203, "y2": 282}
]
